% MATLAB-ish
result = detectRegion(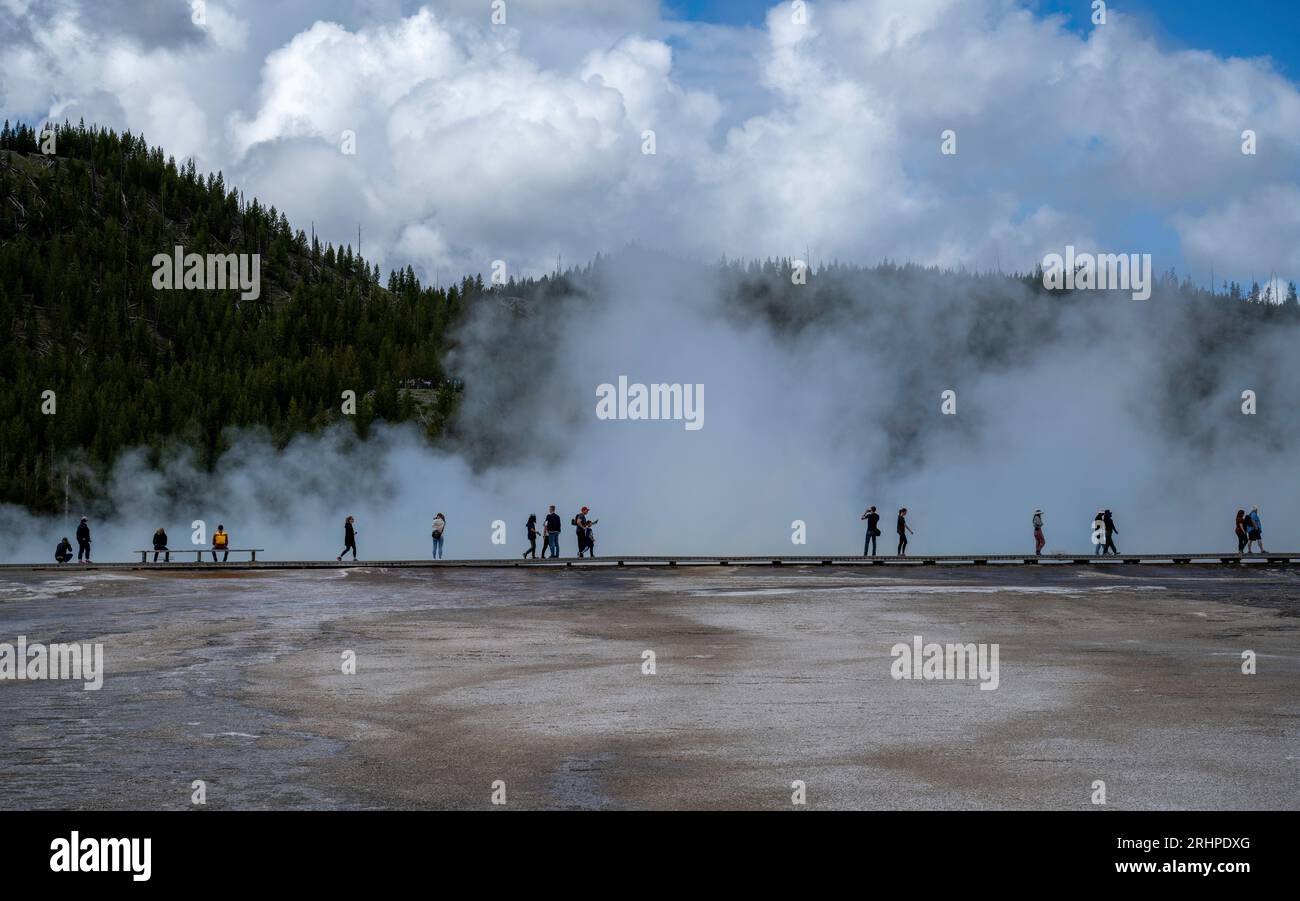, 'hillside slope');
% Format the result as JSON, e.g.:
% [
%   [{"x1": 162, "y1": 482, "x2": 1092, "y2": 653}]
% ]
[{"x1": 0, "y1": 121, "x2": 479, "y2": 512}]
